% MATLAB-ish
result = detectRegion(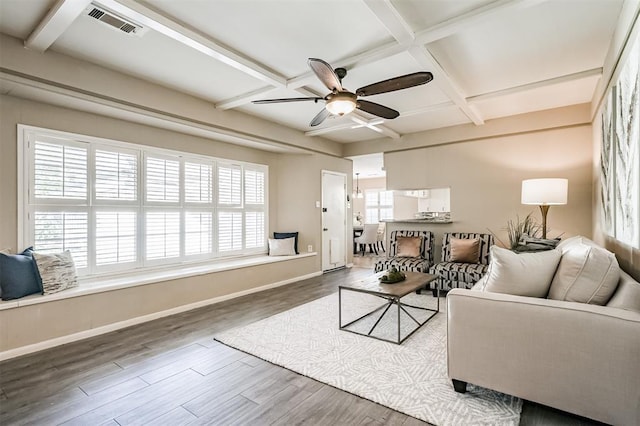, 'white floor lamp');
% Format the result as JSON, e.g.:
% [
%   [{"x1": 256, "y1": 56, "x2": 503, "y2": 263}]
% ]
[{"x1": 521, "y1": 178, "x2": 568, "y2": 239}]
